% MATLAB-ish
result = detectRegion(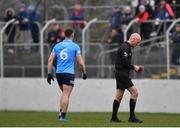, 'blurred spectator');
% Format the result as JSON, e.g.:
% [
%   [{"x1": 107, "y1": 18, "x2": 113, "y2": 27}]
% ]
[
  {"x1": 70, "y1": 4, "x2": 86, "y2": 29},
  {"x1": 27, "y1": 5, "x2": 40, "y2": 51},
  {"x1": 121, "y1": 6, "x2": 134, "y2": 37},
  {"x1": 107, "y1": 29, "x2": 124, "y2": 45},
  {"x1": 171, "y1": 24, "x2": 180, "y2": 65},
  {"x1": 110, "y1": 6, "x2": 123, "y2": 31},
  {"x1": 4, "y1": 8, "x2": 16, "y2": 54},
  {"x1": 107, "y1": 28, "x2": 123, "y2": 64},
  {"x1": 135, "y1": 5, "x2": 150, "y2": 39},
  {"x1": 121, "y1": 6, "x2": 133, "y2": 26},
  {"x1": 155, "y1": 0, "x2": 174, "y2": 20},
  {"x1": 136, "y1": 0, "x2": 154, "y2": 38},
  {"x1": 136, "y1": 0, "x2": 155, "y2": 19},
  {"x1": 47, "y1": 23, "x2": 65, "y2": 49},
  {"x1": 15, "y1": 3, "x2": 31, "y2": 52},
  {"x1": 154, "y1": 0, "x2": 174, "y2": 36}
]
